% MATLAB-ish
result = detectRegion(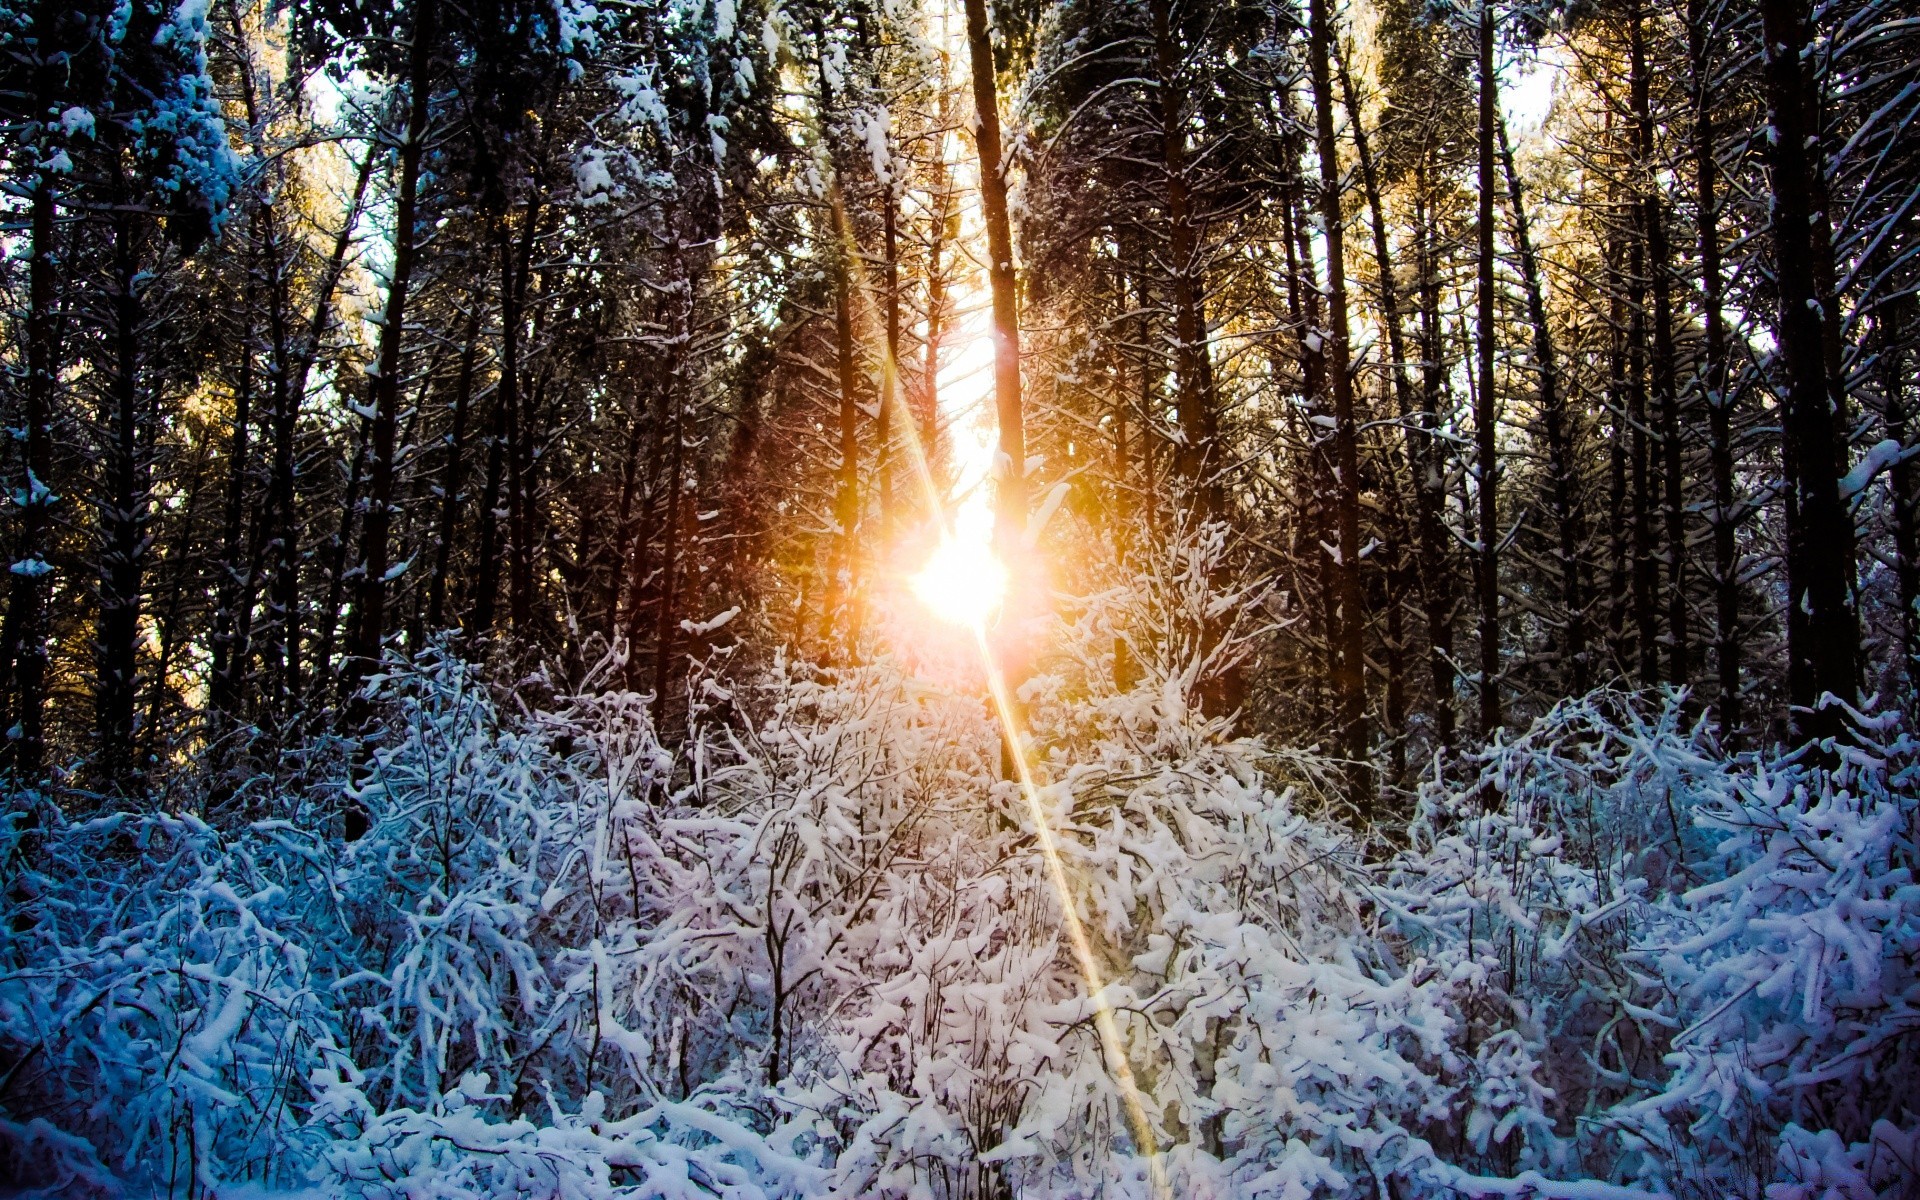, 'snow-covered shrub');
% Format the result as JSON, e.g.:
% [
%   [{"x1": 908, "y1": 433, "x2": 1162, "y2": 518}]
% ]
[
  {"x1": 5, "y1": 583, "x2": 1916, "y2": 1199},
  {"x1": 1387, "y1": 690, "x2": 1920, "y2": 1198},
  {"x1": 0, "y1": 800, "x2": 343, "y2": 1191},
  {"x1": 1610, "y1": 710, "x2": 1920, "y2": 1199}
]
